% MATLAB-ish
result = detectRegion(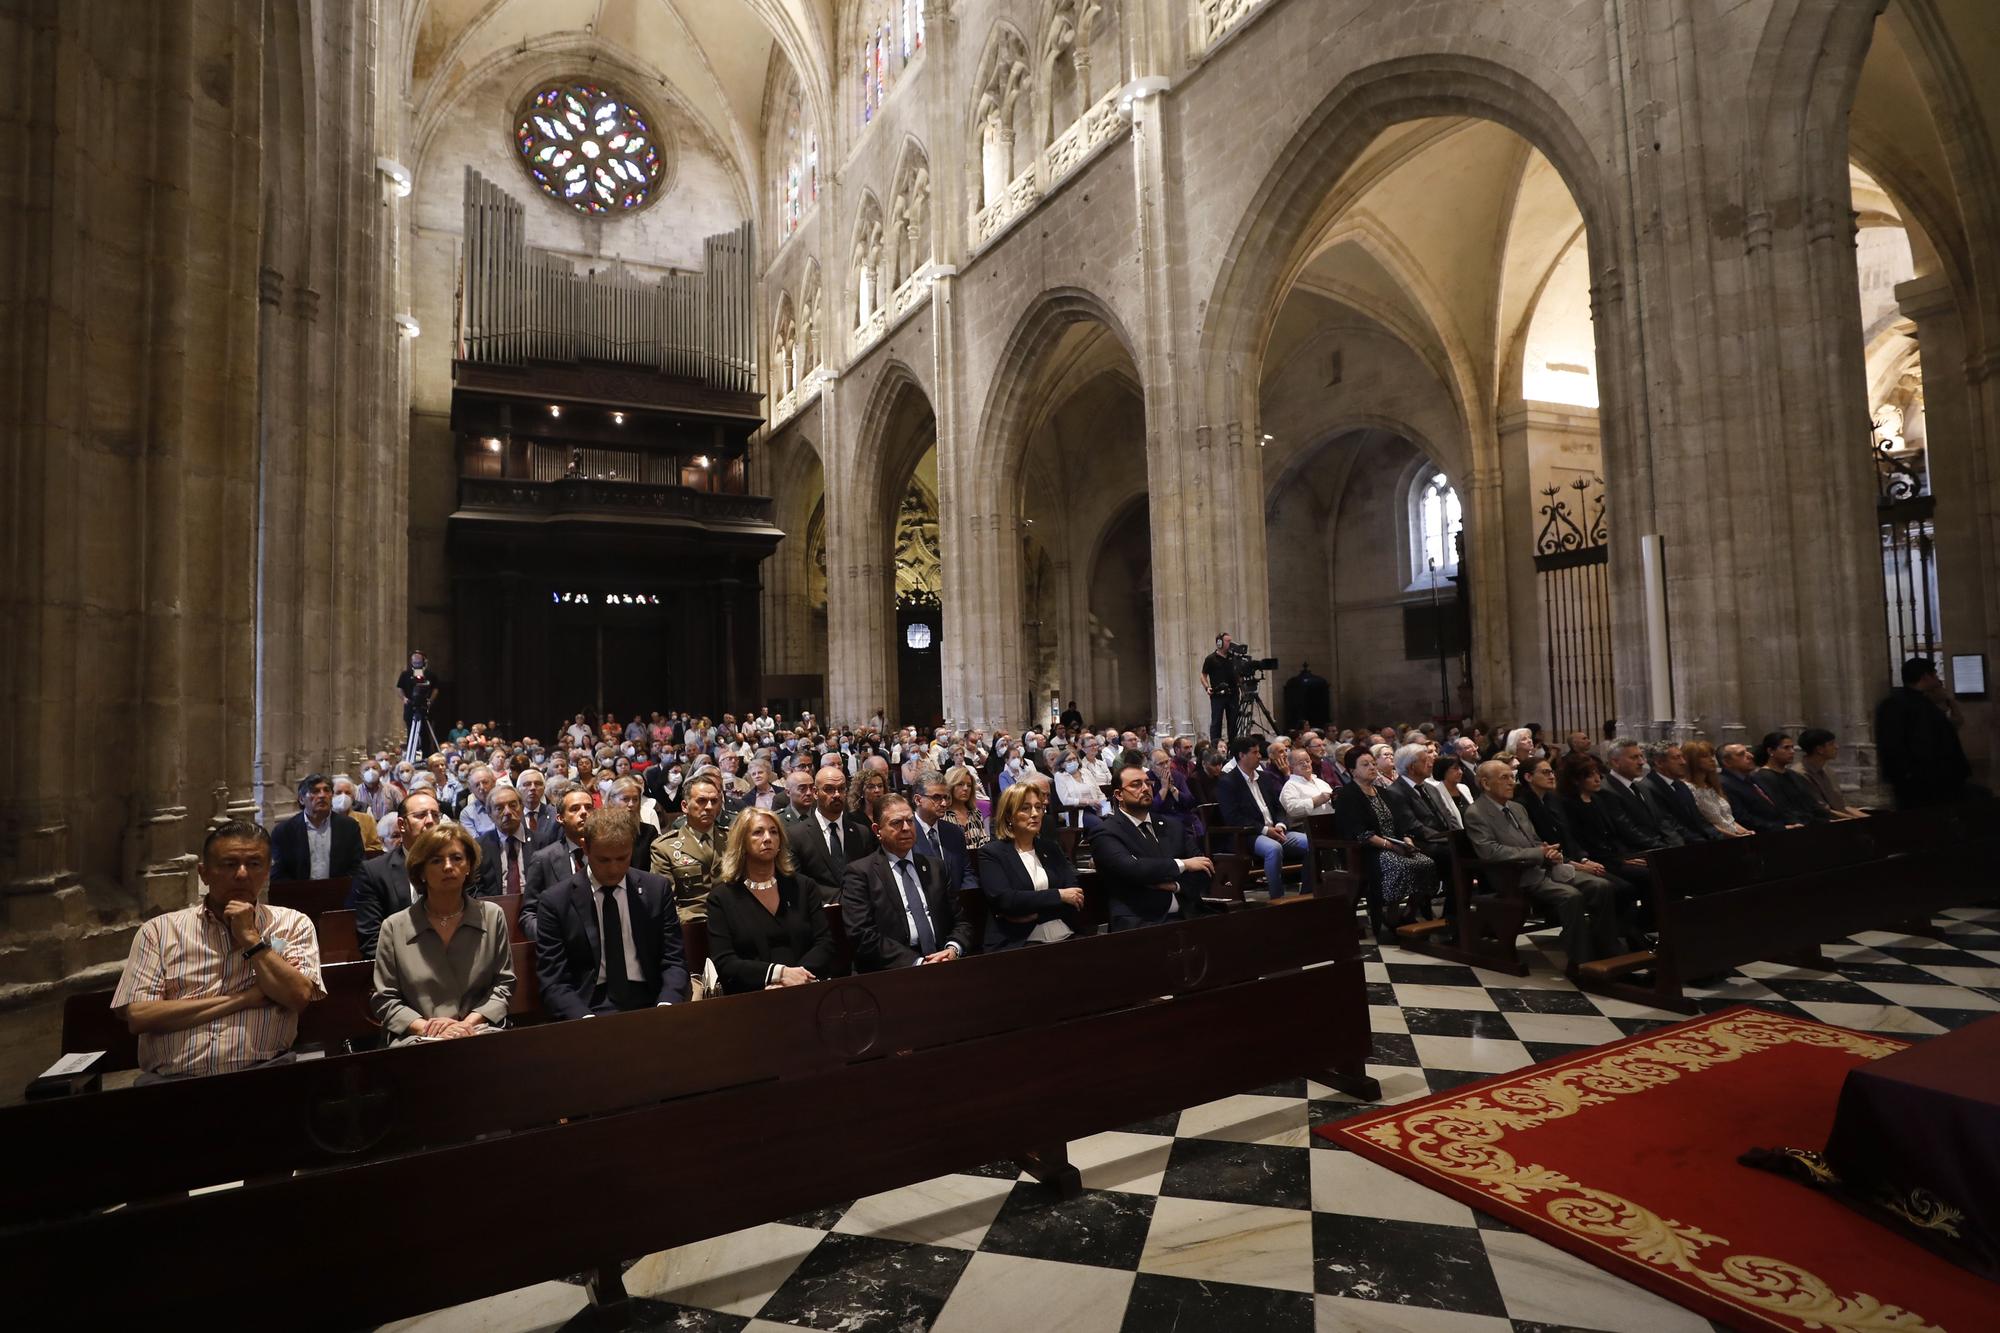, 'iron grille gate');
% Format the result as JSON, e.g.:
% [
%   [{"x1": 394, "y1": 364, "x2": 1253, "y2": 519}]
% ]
[
  {"x1": 1876, "y1": 426, "x2": 1941, "y2": 675},
  {"x1": 1536, "y1": 476, "x2": 1614, "y2": 740}
]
